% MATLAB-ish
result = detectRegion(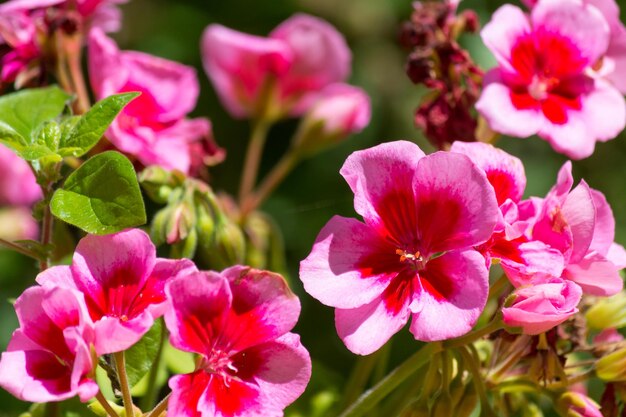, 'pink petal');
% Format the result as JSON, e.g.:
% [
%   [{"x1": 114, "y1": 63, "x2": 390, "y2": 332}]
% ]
[
  {"x1": 36, "y1": 265, "x2": 75, "y2": 288},
  {"x1": 0, "y1": 0, "x2": 64, "y2": 13},
  {"x1": 497, "y1": 240, "x2": 565, "y2": 287},
  {"x1": 299, "y1": 216, "x2": 394, "y2": 309},
  {"x1": 606, "y1": 26, "x2": 626, "y2": 93},
  {"x1": 539, "y1": 112, "x2": 597, "y2": 160},
  {"x1": 564, "y1": 253, "x2": 624, "y2": 296},
  {"x1": 0, "y1": 144, "x2": 42, "y2": 206},
  {"x1": 199, "y1": 375, "x2": 266, "y2": 417},
  {"x1": 410, "y1": 250, "x2": 489, "y2": 341},
  {"x1": 232, "y1": 333, "x2": 311, "y2": 413},
  {"x1": 88, "y1": 27, "x2": 127, "y2": 99},
  {"x1": 531, "y1": 0, "x2": 610, "y2": 66},
  {"x1": 164, "y1": 272, "x2": 232, "y2": 356},
  {"x1": 201, "y1": 24, "x2": 293, "y2": 118},
  {"x1": 220, "y1": 266, "x2": 301, "y2": 351},
  {"x1": 561, "y1": 181, "x2": 596, "y2": 263},
  {"x1": 167, "y1": 371, "x2": 211, "y2": 417},
  {"x1": 476, "y1": 70, "x2": 543, "y2": 138},
  {"x1": 335, "y1": 294, "x2": 411, "y2": 355},
  {"x1": 607, "y1": 243, "x2": 626, "y2": 269},
  {"x1": 579, "y1": 79, "x2": 626, "y2": 143},
  {"x1": 450, "y1": 141, "x2": 526, "y2": 204},
  {"x1": 589, "y1": 188, "x2": 616, "y2": 256},
  {"x1": 414, "y1": 151, "x2": 499, "y2": 254},
  {"x1": 93, "y1": 313, "x2": 154, "y2": 355},
  {"x1": 480, "y1": 5, "x2": 531, "y2": 70},
  {"x1": 339, "y1": 140, "x2": 425, "y2": 232}
]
